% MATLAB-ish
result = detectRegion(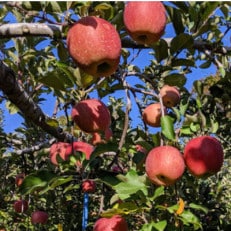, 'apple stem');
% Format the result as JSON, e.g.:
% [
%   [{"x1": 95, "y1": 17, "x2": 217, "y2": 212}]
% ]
[{"x1": 82, "y1": 193, "x2": 89, "y2": 231}]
